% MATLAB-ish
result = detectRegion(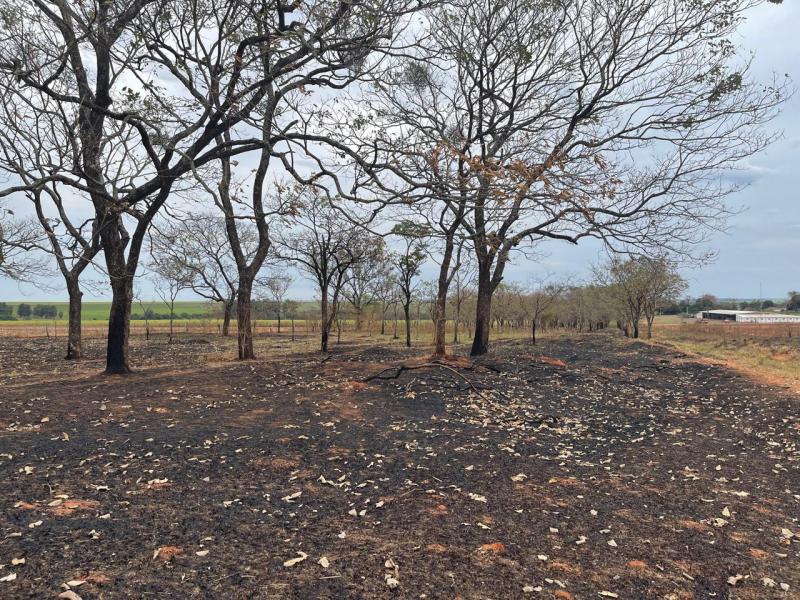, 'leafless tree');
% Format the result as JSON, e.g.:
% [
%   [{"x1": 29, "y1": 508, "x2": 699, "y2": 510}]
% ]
[
  {"x1": 148, "y1": 247, "x2": 192, "y2": 343},
  {"x1": 0, "y1": 205, "x2": 46, "y2": 282},
  {"x1": 263, "y1": 270, "x2": 293, "y2": 334},
  {"x1": 345, "y1": 0, "x2": 787, "y2": 356},
  {"x1": 449, "y1": 258, "x2": 476, "y2": 344},
  {"x1": 342, "y1": 237, "x2": 387, "y2": 332},
  {"x1": 0, "y1": 89, "x2": 103, "y2": 358},
  {"x1": 393, "y1": 222, "x2": 427, "y2": 348},
  {"x1": 277, "y1": 190, "x2": 375, "y2": 352},
  {"x1": 518, "y1": 279, "x2": 567, "y2": 345},
  {"x1": 0, "y1": 0, "x2": 420, "y2": 372},
  {"x1": 149, "y1": 214, "x2": 247, "y2": 337}
]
